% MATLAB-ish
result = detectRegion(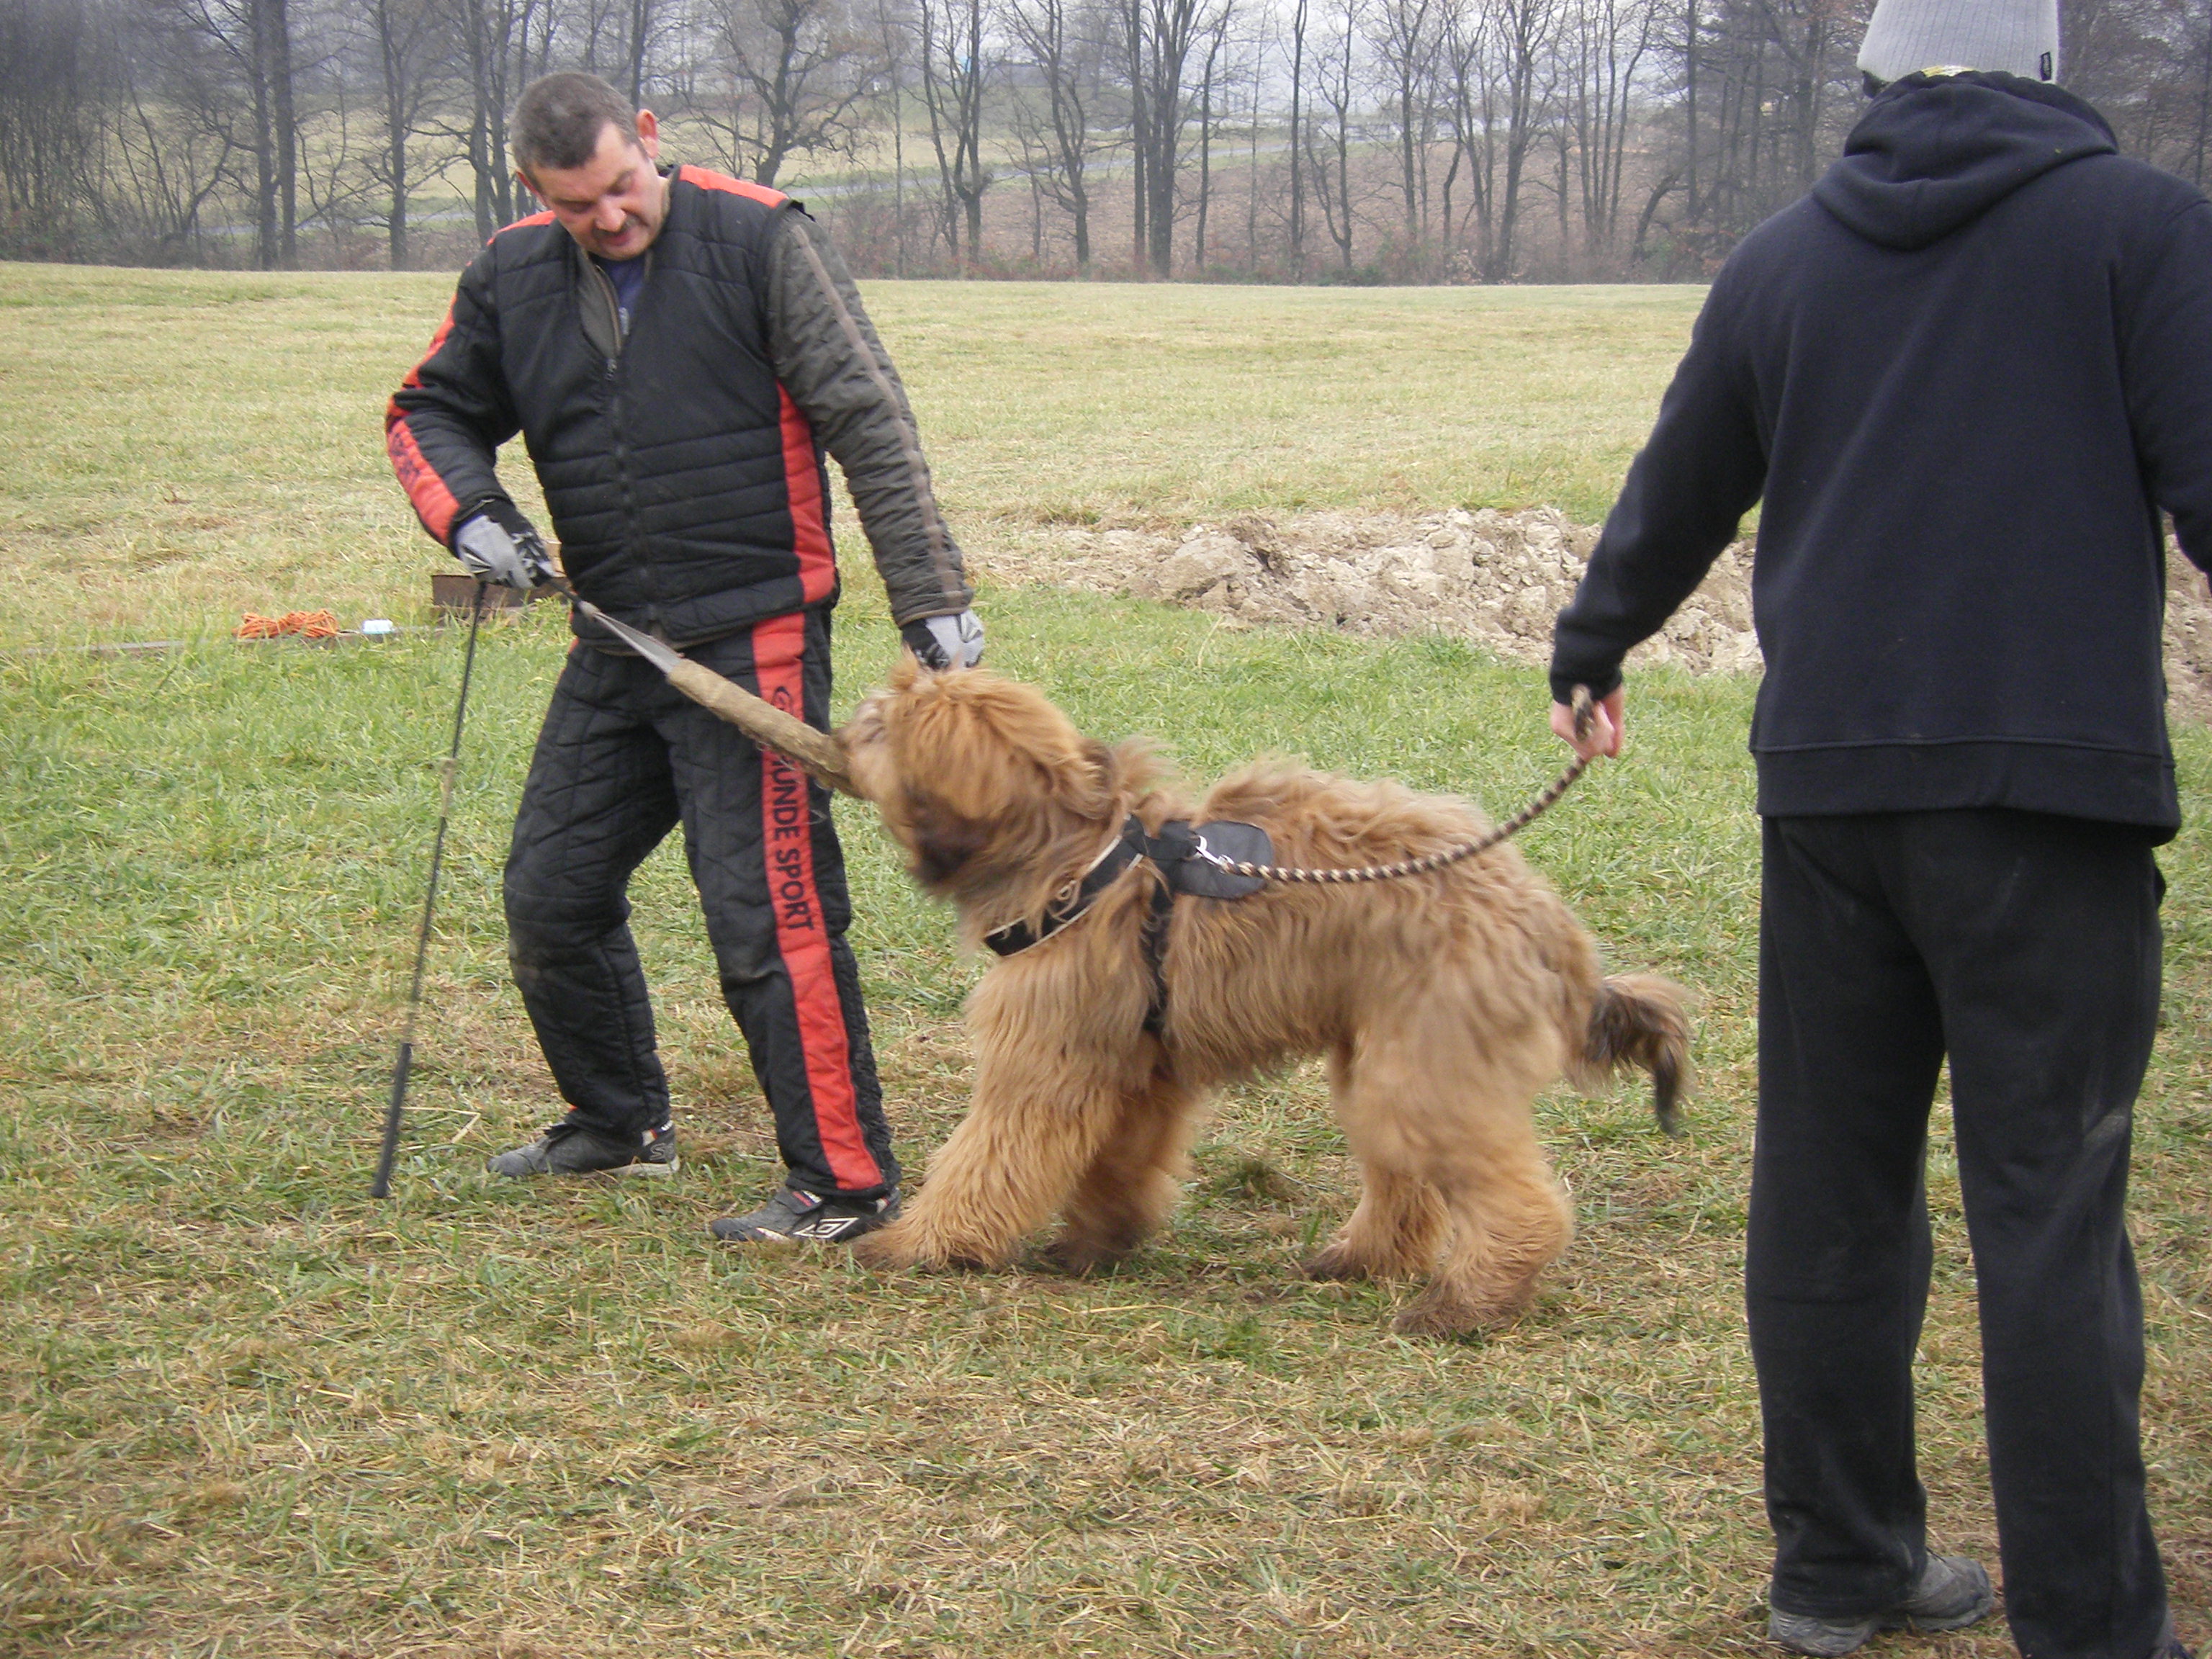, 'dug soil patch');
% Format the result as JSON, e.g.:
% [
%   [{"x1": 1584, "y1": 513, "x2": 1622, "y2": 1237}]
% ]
[{"x1": 986, "y1": 506, "x2": 2212, "y2": 721}]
